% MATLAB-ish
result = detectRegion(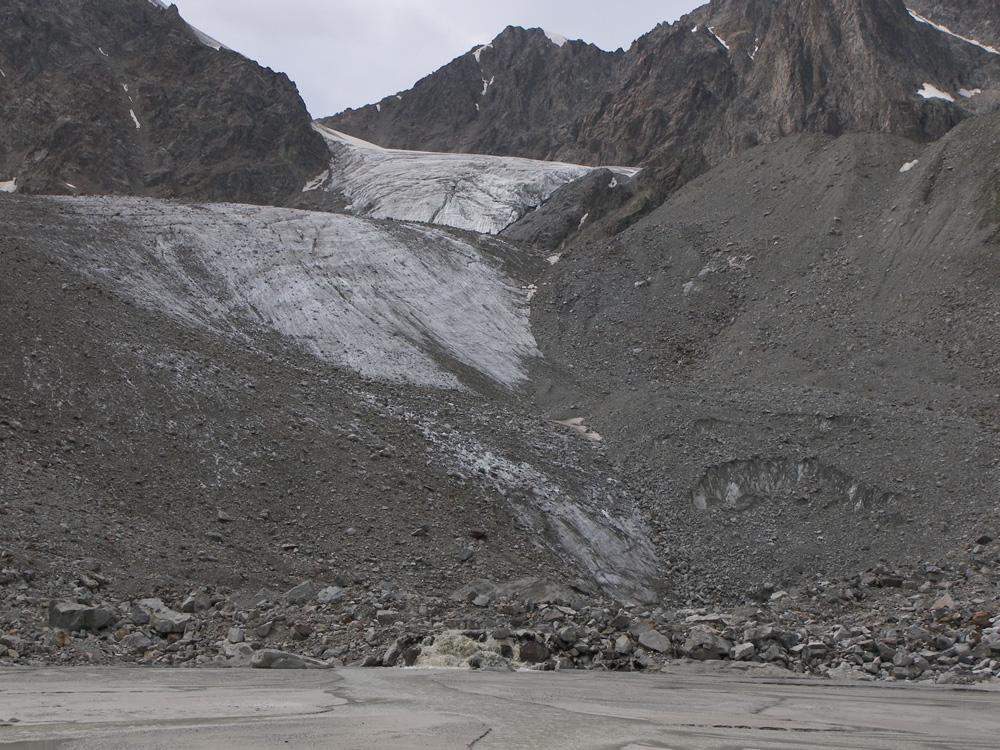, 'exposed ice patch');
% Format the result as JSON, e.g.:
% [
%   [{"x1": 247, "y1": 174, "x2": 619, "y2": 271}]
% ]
[
  {"x1": 0, "y1": 180, "x2": 16, "y2": 193},
  {"x1": 313, "y1": 124, "x2": 638, "y2": 235},
  {"x1": 481, "y1": 75, "x2": 495, "y2": 96},
  {"x1": 608, "y1": 177, "x2": 618, "y2": 189},
  {"x1": 917, "y1": 83, "x2": 954, "y2": 102},
  {"x1": 301, "y1": 169, "x2": 329, "y2": 192},
  {"x1": 578, "y1": 212, "x2": 590, "y2": 229},
  {"x1": 50, "y1": 197, "x2": 540, "y2": 389},
  {"x1": 907, "y1": 8, "x2": 1000, "y2": 56},
  {"x1": 959, "y1": 88, "x2": 983, "y2": 98},
  {"x1": 707, "y1": 27, "x2": 730, "y2": 50},
  {"x1": 129, "y1": 110, "x2": 141, "y2": 129},
  {"x1": 692, "y1": 26, "x2": 699, "y2": 33},
  {"x1": 900, "y1": 160, "x2": 919, "y2": 173},
  {"x1": 544, "y1": 30, "x2": 569, "y2": 47}
]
